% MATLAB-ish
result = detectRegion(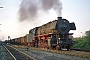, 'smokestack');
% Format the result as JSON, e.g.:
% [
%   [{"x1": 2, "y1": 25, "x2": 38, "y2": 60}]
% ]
[{"x1": 58, "y1": 17, "x2": 62, "y2": 20}]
